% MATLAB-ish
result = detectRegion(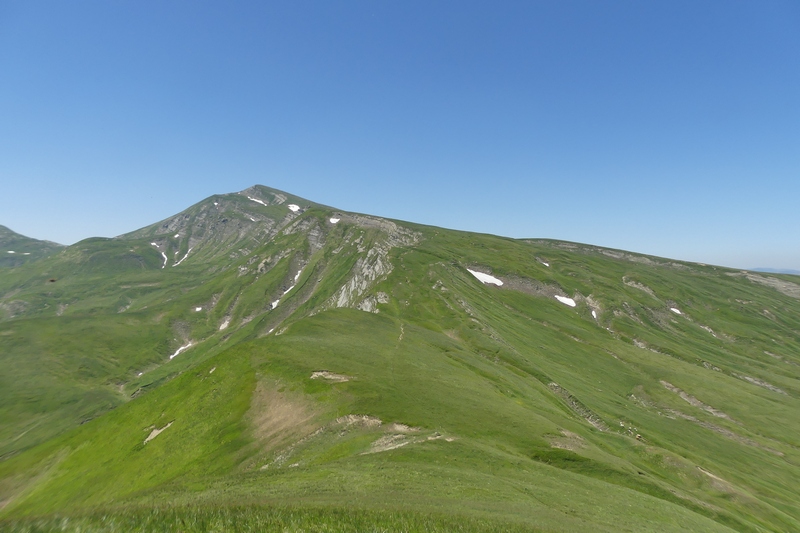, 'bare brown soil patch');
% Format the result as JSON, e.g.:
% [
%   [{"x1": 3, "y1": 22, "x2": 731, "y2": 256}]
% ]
[
  {"x1": 248, "y1": 380, "x2": 321, "y2": 457},
  {"x1": 548, "y1": 429, "x2": 585, "y2": 451}
]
